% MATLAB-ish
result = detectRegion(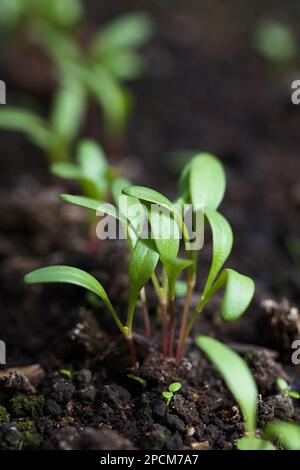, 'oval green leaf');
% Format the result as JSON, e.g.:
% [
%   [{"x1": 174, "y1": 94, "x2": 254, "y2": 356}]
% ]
[
  {"x1": 189, "y1": 153, "x2": 226, "y2": 210},
  {"x1": 169, "y1": 382, "x2": 182, "y2": 393},
  {"x1": 203, "y1": 208, "x2": 233, "y2": 296},
  {"x1": 204, "y1": 268, "x2": 255, "y2": 321}
]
